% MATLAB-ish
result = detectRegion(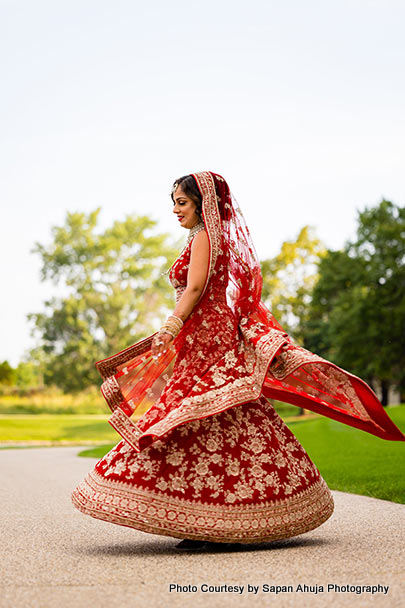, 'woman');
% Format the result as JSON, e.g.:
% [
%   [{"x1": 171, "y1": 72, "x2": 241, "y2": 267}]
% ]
[{"x1": 71, "y1": 171, "x2": 405, "y2": 550}]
